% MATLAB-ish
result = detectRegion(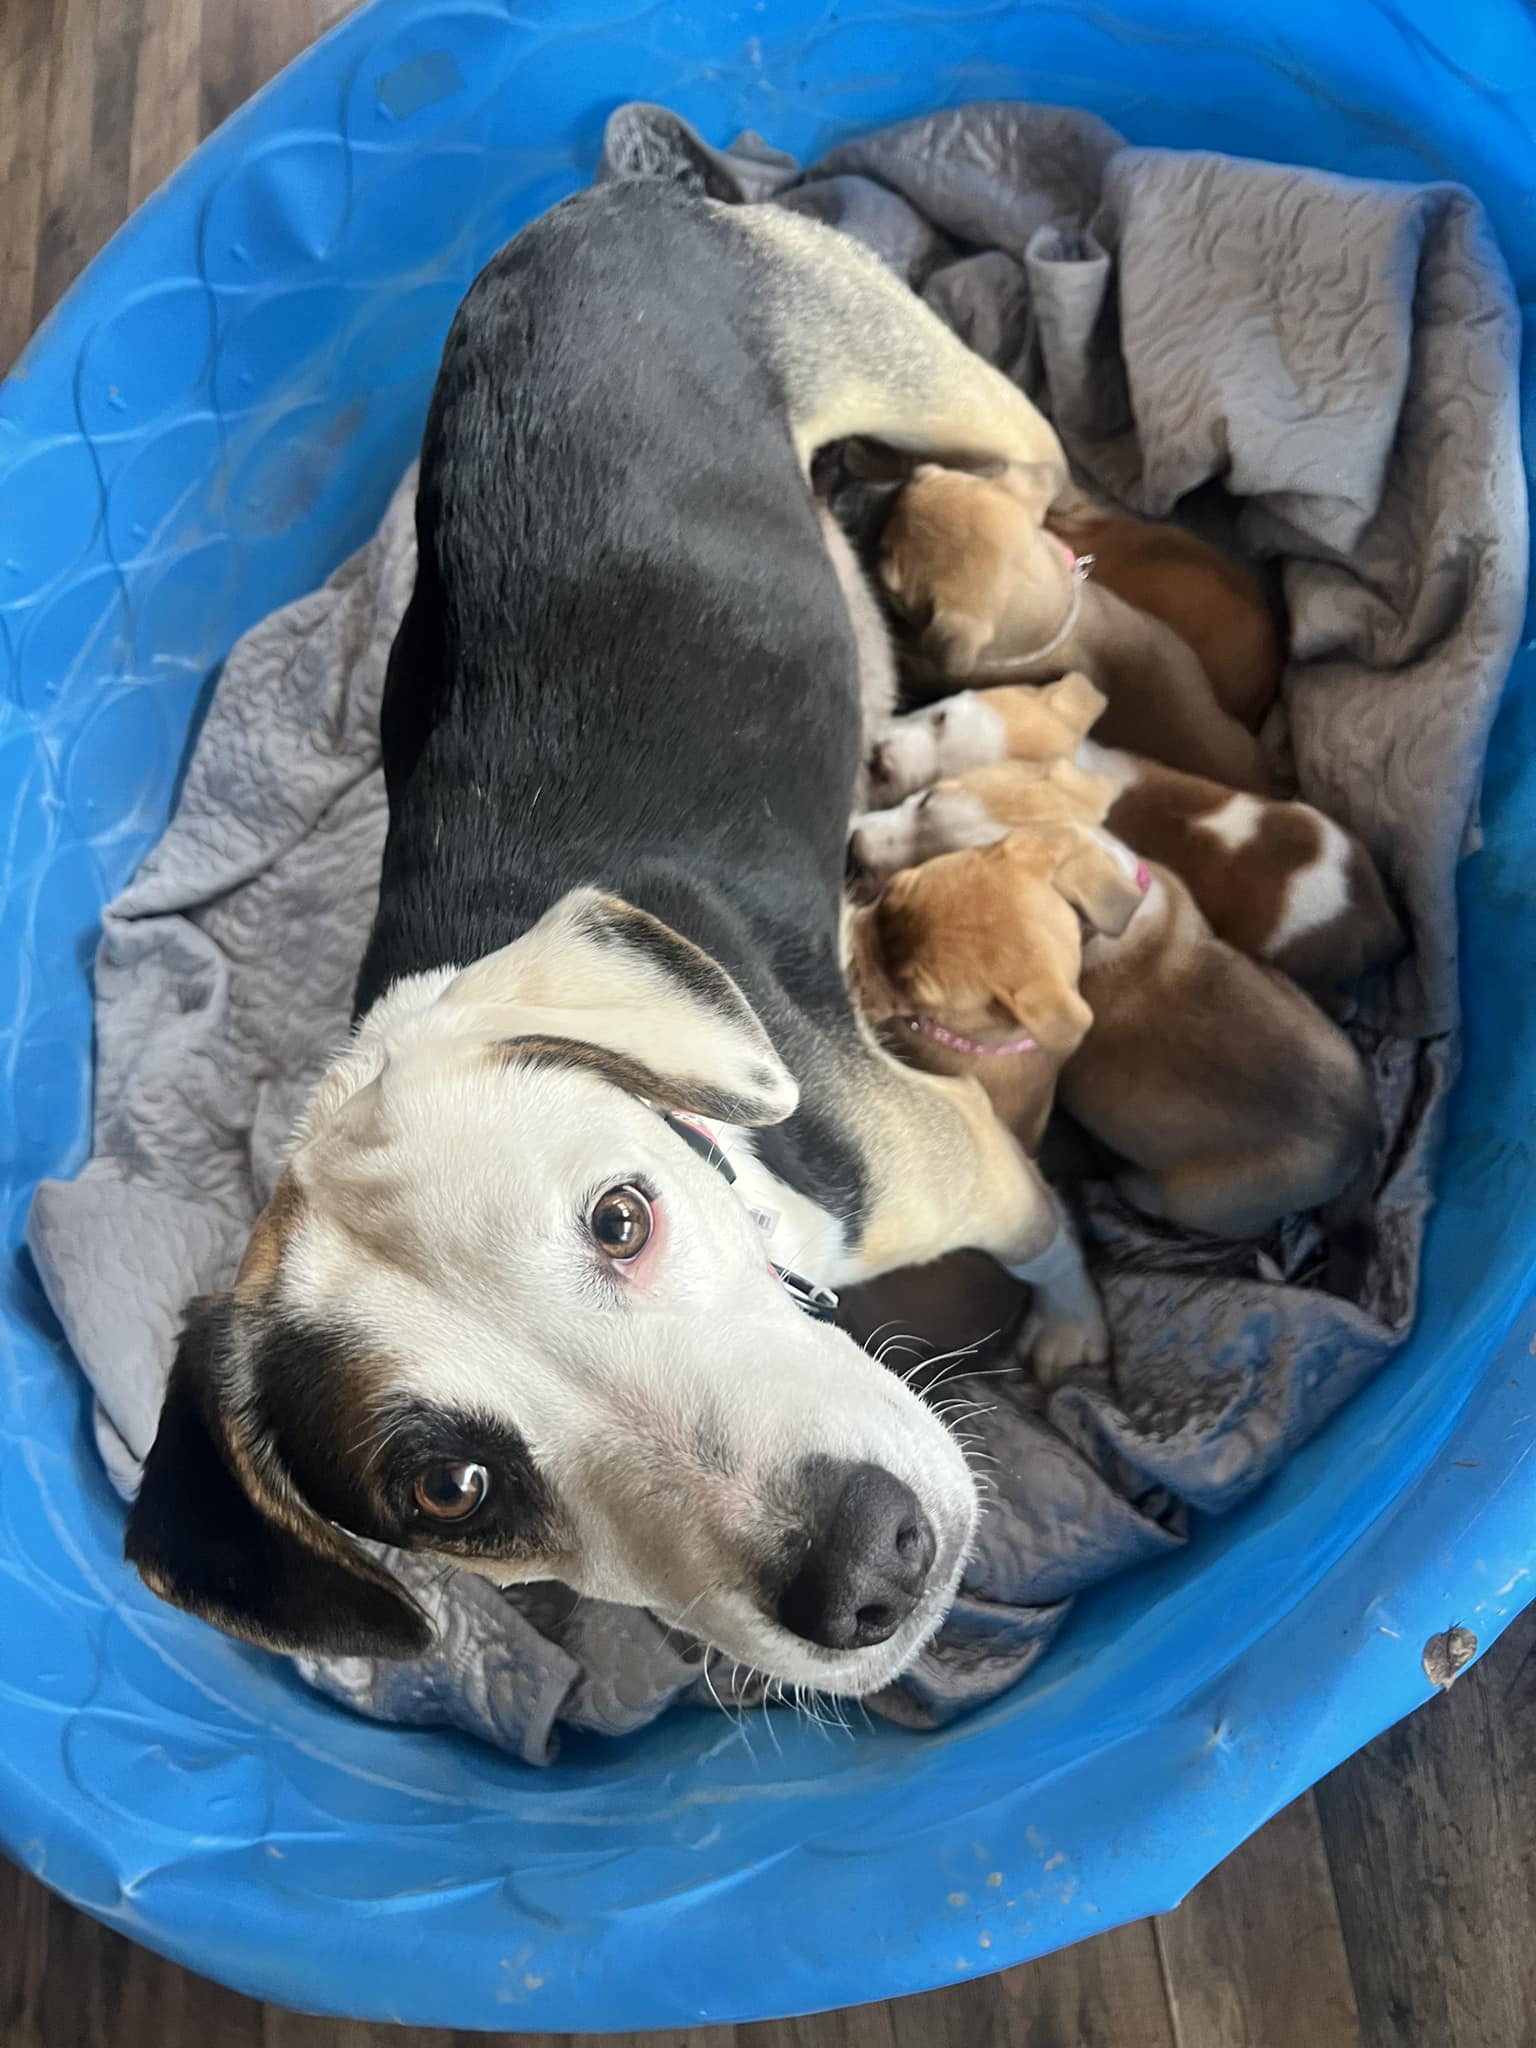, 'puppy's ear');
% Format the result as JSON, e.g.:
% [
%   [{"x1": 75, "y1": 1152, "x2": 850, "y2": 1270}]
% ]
[
  {"x1": 1040, "y1": 670, "x2": 1108, "y2": 738},
  {"x1": 124, "y1": 1300, "x2": 431, "y2": 1659},
  {"x1": 846, "y1": 903, "x2": 903, "y2": 1024},
  {"x1": 924, "y1": 606, "x2": 991, "y2": 678},
  {"x1": 1052, "y1": 839, "x2": 1147, "y2": 937},
  {"x1": 438, "y1": 889, "x2": 798, "y2": 1127},
  {"x1": 989, "y1": 958, "x2": 1094, "y2": 1056}
]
